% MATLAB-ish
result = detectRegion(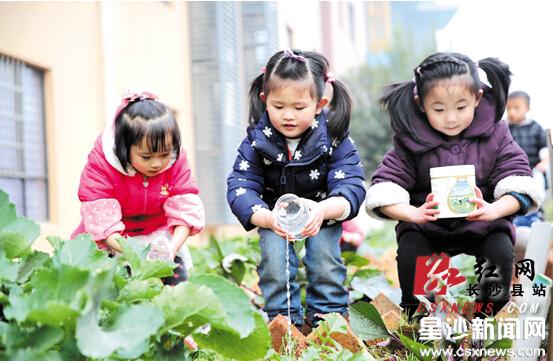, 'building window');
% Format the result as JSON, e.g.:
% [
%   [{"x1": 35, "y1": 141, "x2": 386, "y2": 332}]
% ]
[{"x1": 0, "y1": 54, "x2": 48, "y2": 221}]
